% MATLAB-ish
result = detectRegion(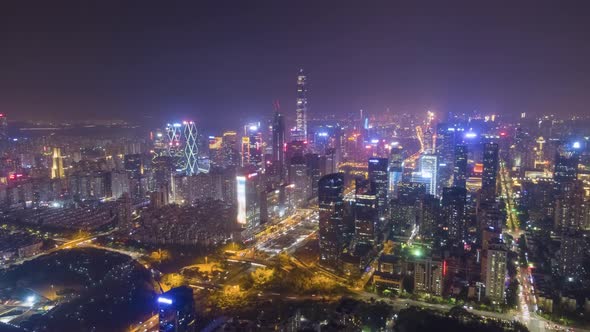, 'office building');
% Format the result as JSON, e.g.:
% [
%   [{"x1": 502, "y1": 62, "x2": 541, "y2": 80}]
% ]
[
  {"x1": 318, "y1": 173, "x2": 345, "y2": 268},
  {"x1": 354, "y1": 179, "x2": 378, "y2": 245},
  {"x1": 453, "y1": 144, "x2": 468, "y2": 188},
  {"x1": 368, "y1": 157, "x2": 389, "y2": 219},
  {"x1": 271, "y1": 109, "x2": 286, "y2": 180},
  {"x1": 481, "y1": 143, "x2": 499, "y2": 204},
  {"x1": 388, "y1": 144, "x2": 404, "y2": 199}
]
